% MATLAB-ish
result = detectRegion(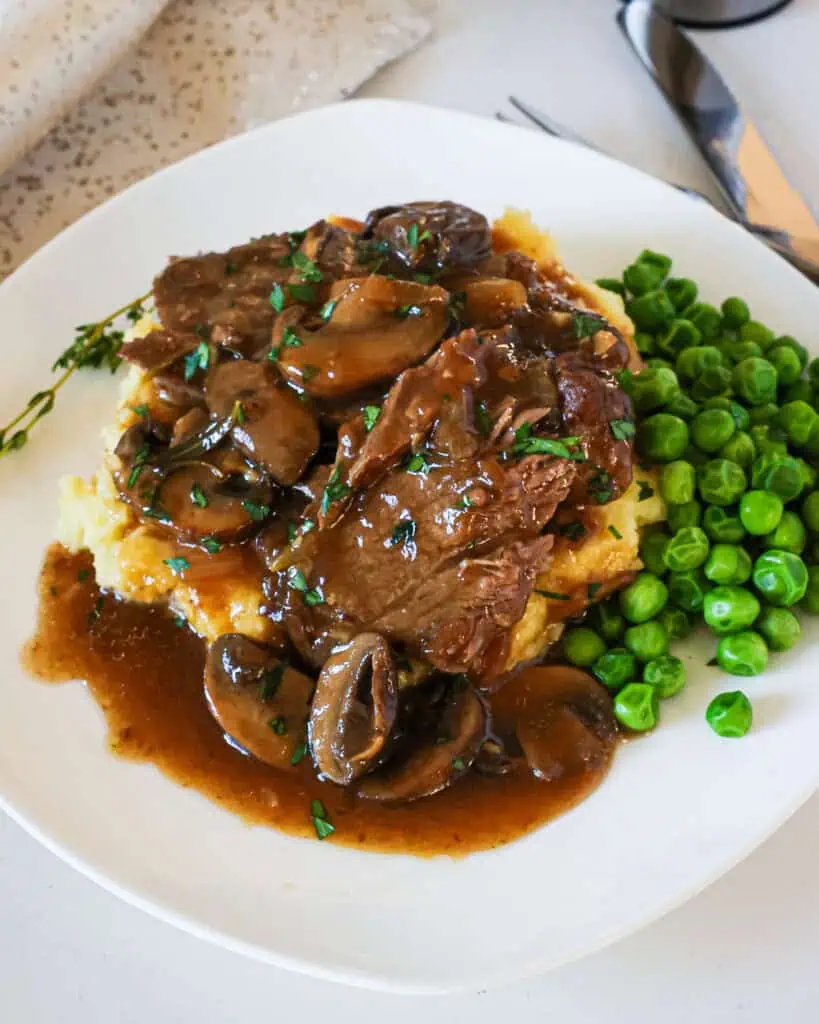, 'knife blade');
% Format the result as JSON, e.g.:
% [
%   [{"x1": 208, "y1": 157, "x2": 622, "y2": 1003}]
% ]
[{"x1": 617, "y1": 0, "x2": 819, "y2": 283}]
